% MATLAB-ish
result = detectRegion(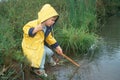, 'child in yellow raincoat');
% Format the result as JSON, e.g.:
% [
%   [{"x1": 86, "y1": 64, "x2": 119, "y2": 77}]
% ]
[{"x1": 22, "y1": 4, "x2": 63, "y2": 77}]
